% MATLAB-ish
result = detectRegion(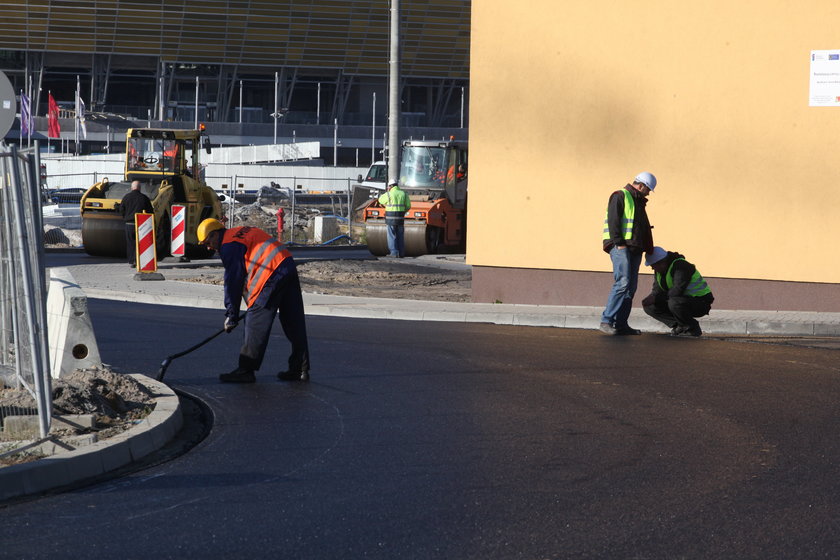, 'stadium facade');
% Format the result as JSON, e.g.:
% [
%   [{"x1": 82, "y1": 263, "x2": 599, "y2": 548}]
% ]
[{"x1": 0, "y1": 1, "x2": 470, "y2": 157}]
